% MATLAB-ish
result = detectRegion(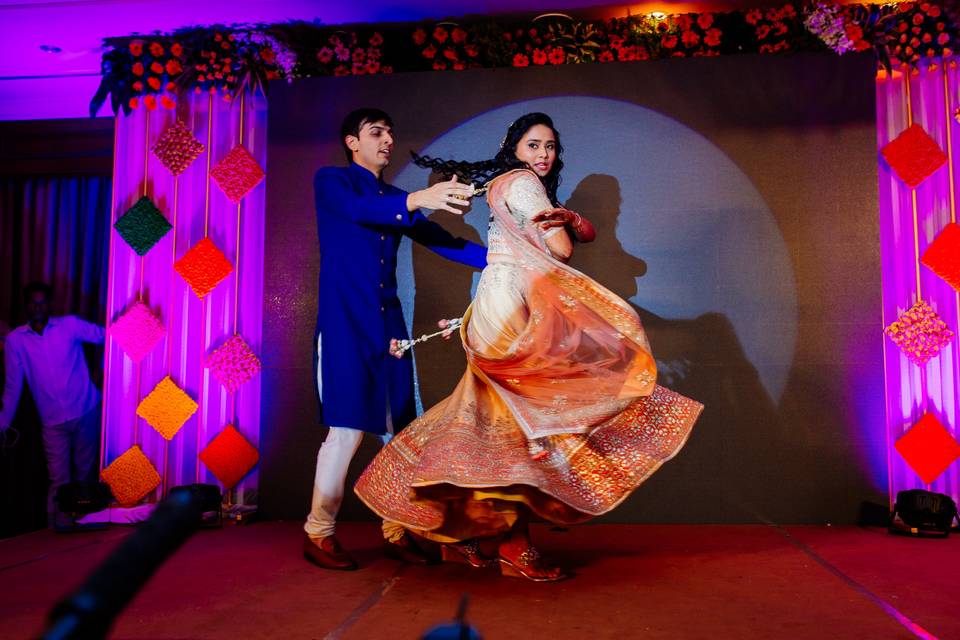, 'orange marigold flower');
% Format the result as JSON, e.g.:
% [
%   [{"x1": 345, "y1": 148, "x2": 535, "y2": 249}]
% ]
[
  {"x1": 149, "y1": 42, "x2": 164, "y2": 57},
  {"x1": 129, "y1": 41, "x2": 143, "y2": 56},
  {"x1": 132, "y1": 62, "x2": 144, "y2": 76}
]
